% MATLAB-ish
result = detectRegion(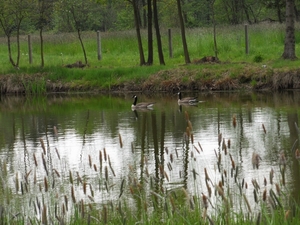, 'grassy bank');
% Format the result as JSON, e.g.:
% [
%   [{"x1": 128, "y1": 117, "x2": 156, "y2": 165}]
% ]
[{"x1": 0, "y1": 23, "x2": 300, "y2": 94}]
